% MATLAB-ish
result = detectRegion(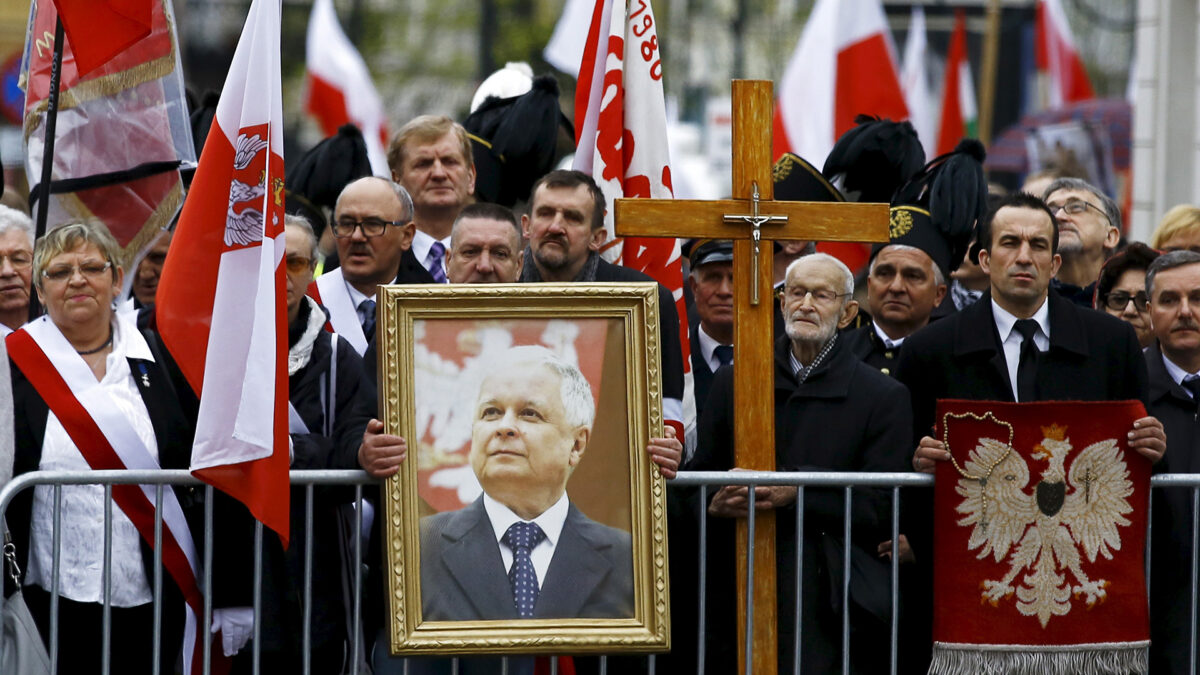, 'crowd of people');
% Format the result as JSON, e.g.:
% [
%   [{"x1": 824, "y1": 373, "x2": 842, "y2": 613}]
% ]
[{"x1": 2, "y1": 107, "x2": 1200, "y2": 675}]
